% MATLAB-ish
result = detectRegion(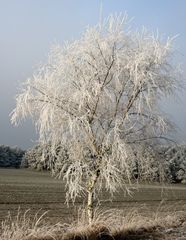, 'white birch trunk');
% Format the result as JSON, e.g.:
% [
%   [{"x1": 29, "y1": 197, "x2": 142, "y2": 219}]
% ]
[
  {"x1": 87, "y1": 188, "x2": 94, "y2": 224},
  {"x1": 87, "y1": 170, "x2": 100, "y2": 224}
]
